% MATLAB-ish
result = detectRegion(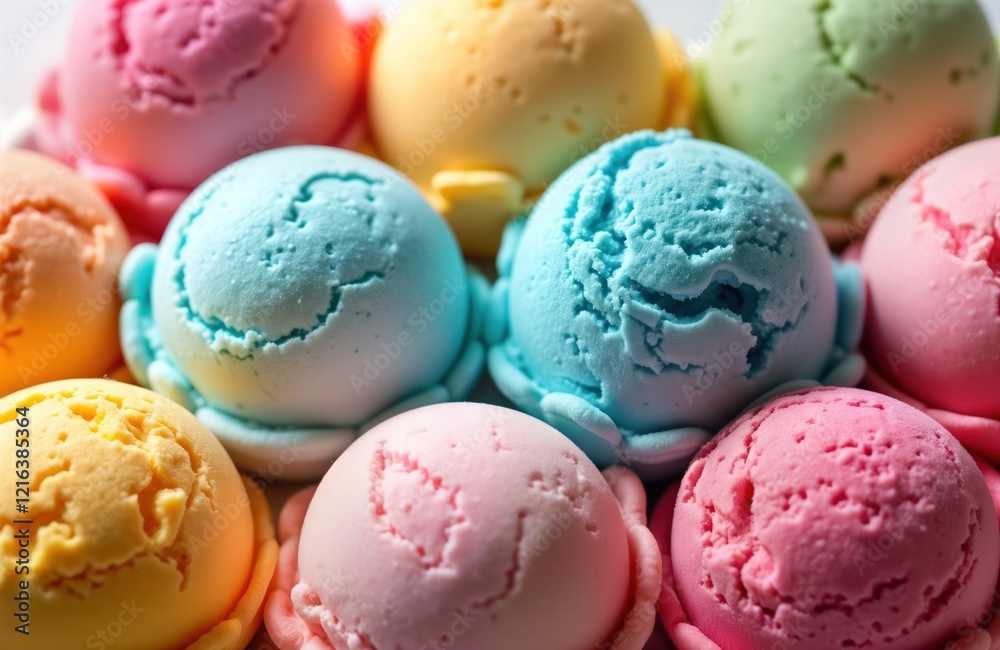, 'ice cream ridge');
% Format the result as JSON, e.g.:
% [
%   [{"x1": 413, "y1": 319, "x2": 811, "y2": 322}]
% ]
[
  {"x1": 368, "y1": 0, "x2": 698, "y2": 258},
  {"x1": 698, "y1": 0, "x2": 999, "y2": 244},
  {"x1": 264, "y1": 402, "x2": 661, "y2": 650},
  {"x1": 120, "y1": 146, "x2": 487, "y2": 480},
  {"x1": 0, "y1": 149, "x2": 131, "y2": 396},
  {"x1": 861, "y1": 137, "x2": 1000, "y2": 466},
  {"x1": 34, "y1": 0, "x2": 369, "y2": 241},
  {"x1": 487, "y1": 130, "x2": 865, "y2": 479},
  {"x1": 0, "y1": 379, "x2": 277, "y2": 650},
  {"x1": 651, "y1": 386, "x2": 1000, "y2": 650}
]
